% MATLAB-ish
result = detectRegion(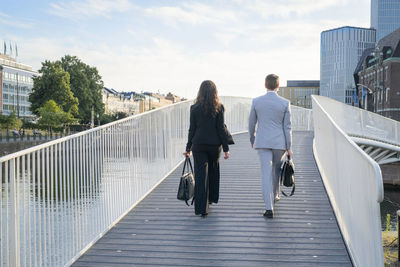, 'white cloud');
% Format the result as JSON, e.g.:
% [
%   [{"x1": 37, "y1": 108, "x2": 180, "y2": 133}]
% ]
[
  {"x1": 234, "y1": 0, "x2": 348, "y2": 18},
  {"x1": 48, "y1": 0, "x2": 134, "y2": 20},
  {"x1": 0, "y1": 11, "x2": 34, "y2": 28},
  {"x1": 144, "y1": 2, "x2": 238, "y2": 26},
  {"x1": 11, "y1": 0, "x2": 371, "y2": 100}
]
